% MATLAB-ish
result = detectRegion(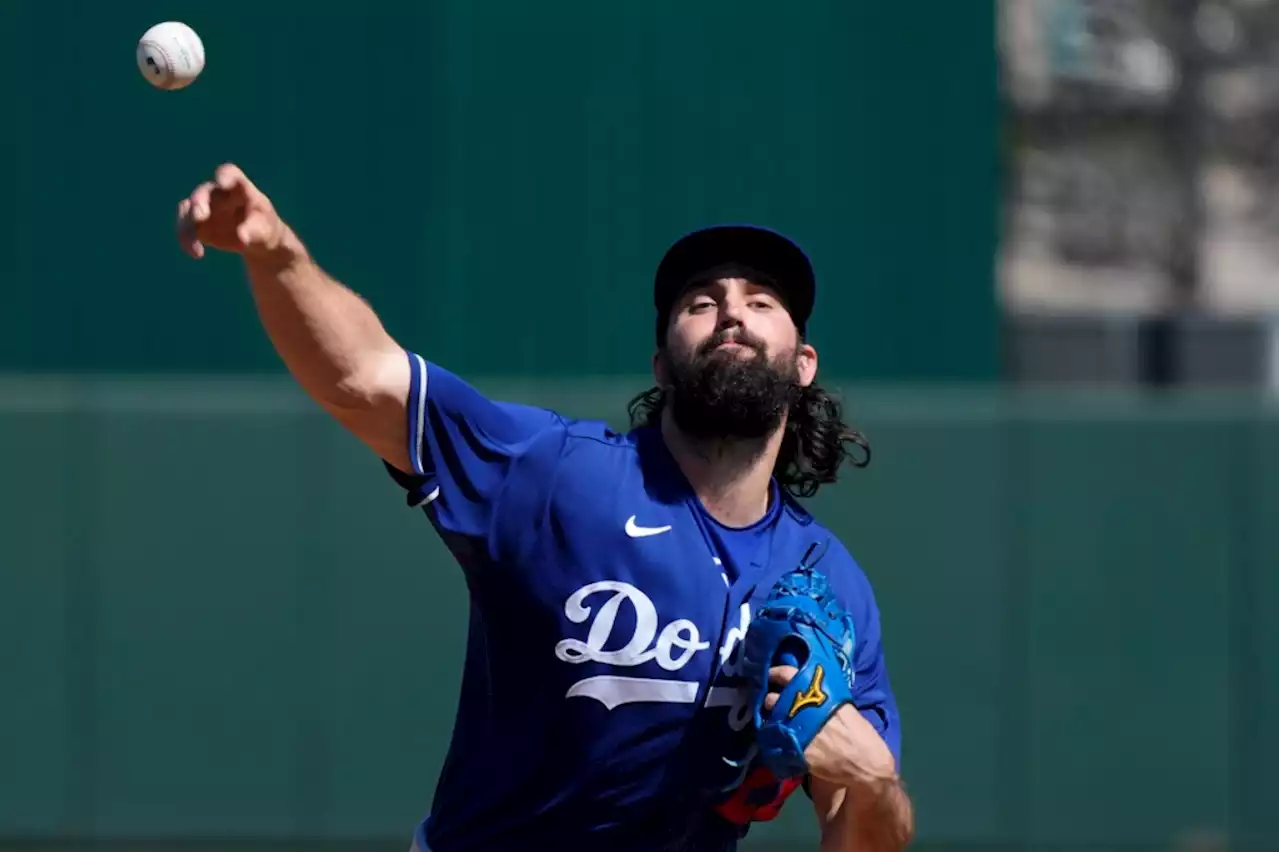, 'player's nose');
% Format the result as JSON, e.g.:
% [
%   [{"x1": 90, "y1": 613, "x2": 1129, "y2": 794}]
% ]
[{"x1": 718, "y1": 294, "x2": 749, "y2": 326}]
